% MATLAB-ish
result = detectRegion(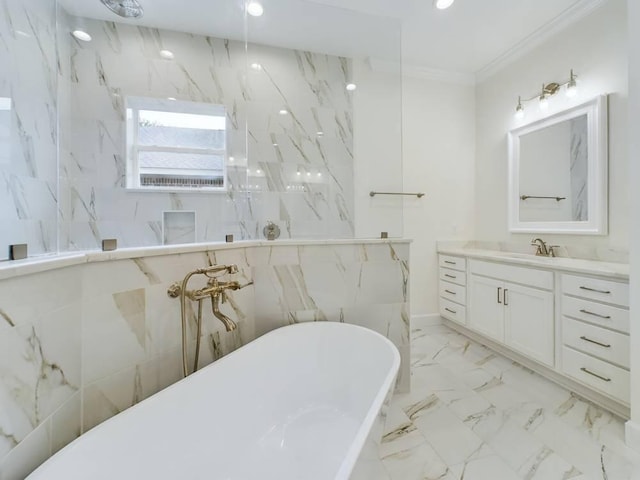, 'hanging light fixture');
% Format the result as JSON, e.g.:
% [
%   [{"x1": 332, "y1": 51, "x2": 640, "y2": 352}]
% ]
[
  {"x1": 566, "y1": 69, "x2": 578, "y2": 97},
  {"x1": 513, "y1": 69, "x2": 578, "y2": 118}
]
